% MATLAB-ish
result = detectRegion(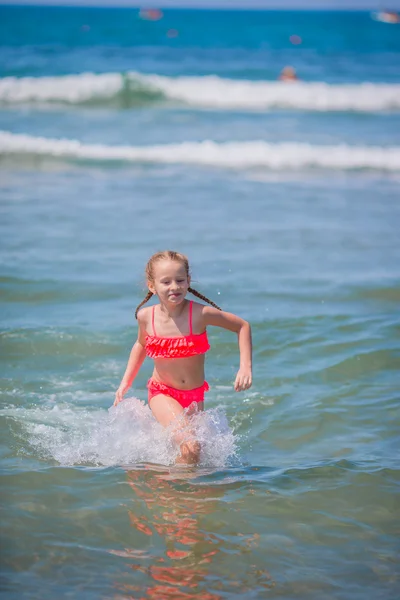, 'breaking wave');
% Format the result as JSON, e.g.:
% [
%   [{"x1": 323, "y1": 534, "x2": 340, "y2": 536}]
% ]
[
  {"x1": 1, "y1": 72, "x2": 400, "y2": 112},
  {"x1": 1, "y1": 130, "x2": 399, "y2": 171}
]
